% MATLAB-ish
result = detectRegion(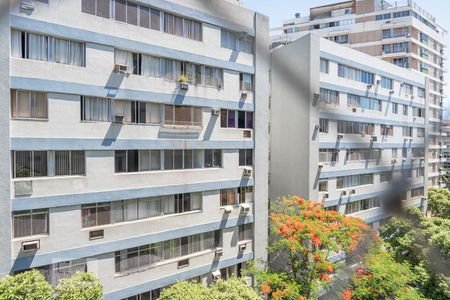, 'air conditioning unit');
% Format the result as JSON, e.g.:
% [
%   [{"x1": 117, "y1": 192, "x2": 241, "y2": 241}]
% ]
[
  {"x1": 243, "y1": 130, "x2": 252, "y2": 138},
  {"x1": 367, "y1": 84, "x2": 373, "y2": 89},
  {"x1": 400, "y1": 82, "x2": 405, "y2": 87},
  {"x1": 114, "y1": 115, "x2": 124, "y2": 123},
  {"x1": 337, "y1": 134, "x2": 344, "y2": 139},
  {"x1": 318, "y1": 163, "x2": 324, "y2": 168},
  {"x1": 341, "y1": 190, "x2": 347, "y2": 196},
  {"x1": 177, "y1": 259, "x2": 189, "y2": 268},
  {"x1": 390, "y1": 90, "x2": 395, "y2": 95},
  {"x1": 180, "y1": 83, "x2": 189, "y2": 91},
  {"x1": 314, "y1": 93, "x2": 320, "y2": 101},
  {"x1": 211, "y1": 108, "x2": 221, "y2": 116},
  {"x1": 212, "y1": 270, "x2": 221, "y2": 280},
  {"x1": 14, "y1": 181, "x2": 33, "y2": 197},
  {"x1": 114, "y1": 64, "x2": 128, "y2": 73},
  {"x1": 376, "y1": 79, "x2": 381, "y2": 85},
  {"x1": 410, "y1": 95, "x2": 415, "y2": 100},
  {"x1": 241, "y1": 92, "x2": 248, "y2": 99},
  {"x1": 406, "y1": 33, "x2": 411, "y2": 38},
  {"x1": 314, "y1": 124, "x2": 320, "y2": 130},
  {"x1": 20, "y1": 0, "x2": 35, "y2": 11},
  {"x1": 215, "y1": 248, "x2": 223, "y2": 257},
  {"x1": 392, "y1": 158, "x2": 397, "y2": 164},
  {"x1": 89, "y1": 230, "x2": 104, "y2": 240},
  {"x1": 243, "y1": 168, "x2": 252, "y2": 178},
  {"x1": 371, "y1": 135, "x2": 378, "y2": 142},
  {"x1": 240, "y1": 203, "x2": 251, "y2": 213},
  {"x1": 350, "y1": 189, "x2": 356, "y2": 195},
  {"x1": 386, "y1": 20, "x2": 391, "y2": 24},
  {"x1": 440, "y1": 76, "x2": 445, "y2": 81},
  {"x1": 239, "y1": 243, "x2": 247, "y2": 251},
  {"x1": 224, "y1": 206, "x2": 233, "y2": 213},
  {"x1": 21, "y1": 240, "x2": 40, "y2": 253},
  {"x1": 352, "y1": 107, "x2": 357, "y2": 113},
  {"x1": 440, "y1": 89, "x2": 444, "y2": 94},
  {"x1": 322, "y1": 193, "x2": 329, "y2": 200}
]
